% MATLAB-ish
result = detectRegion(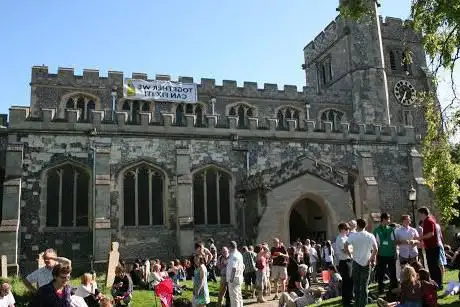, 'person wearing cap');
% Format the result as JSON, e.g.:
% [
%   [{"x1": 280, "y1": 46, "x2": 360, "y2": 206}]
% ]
[{"x1": 226, "y1": 241, "x2": 244, "y2": 307}]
